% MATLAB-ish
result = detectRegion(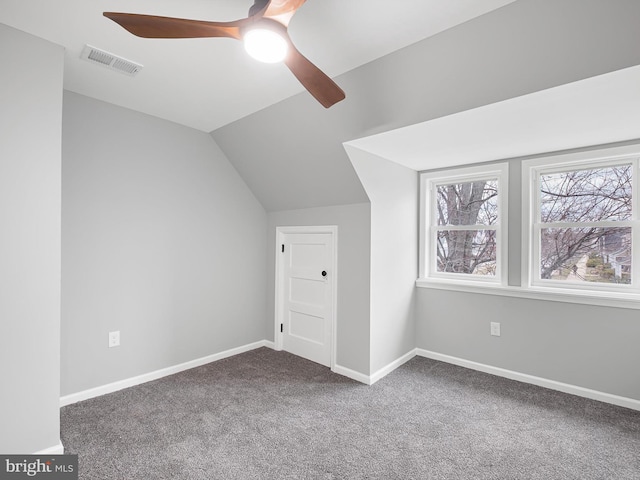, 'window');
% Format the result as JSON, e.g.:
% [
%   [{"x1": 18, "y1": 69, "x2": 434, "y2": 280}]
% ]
[
  {"x1": 418, "y1": 145, "x2": 640, "y2": 307},
  {"x1": 420, "y1": 164, "x2": 508, "y2": 284},
  {"x1": 523, "y1": 148, "x2": 639, "y2": 294}
]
